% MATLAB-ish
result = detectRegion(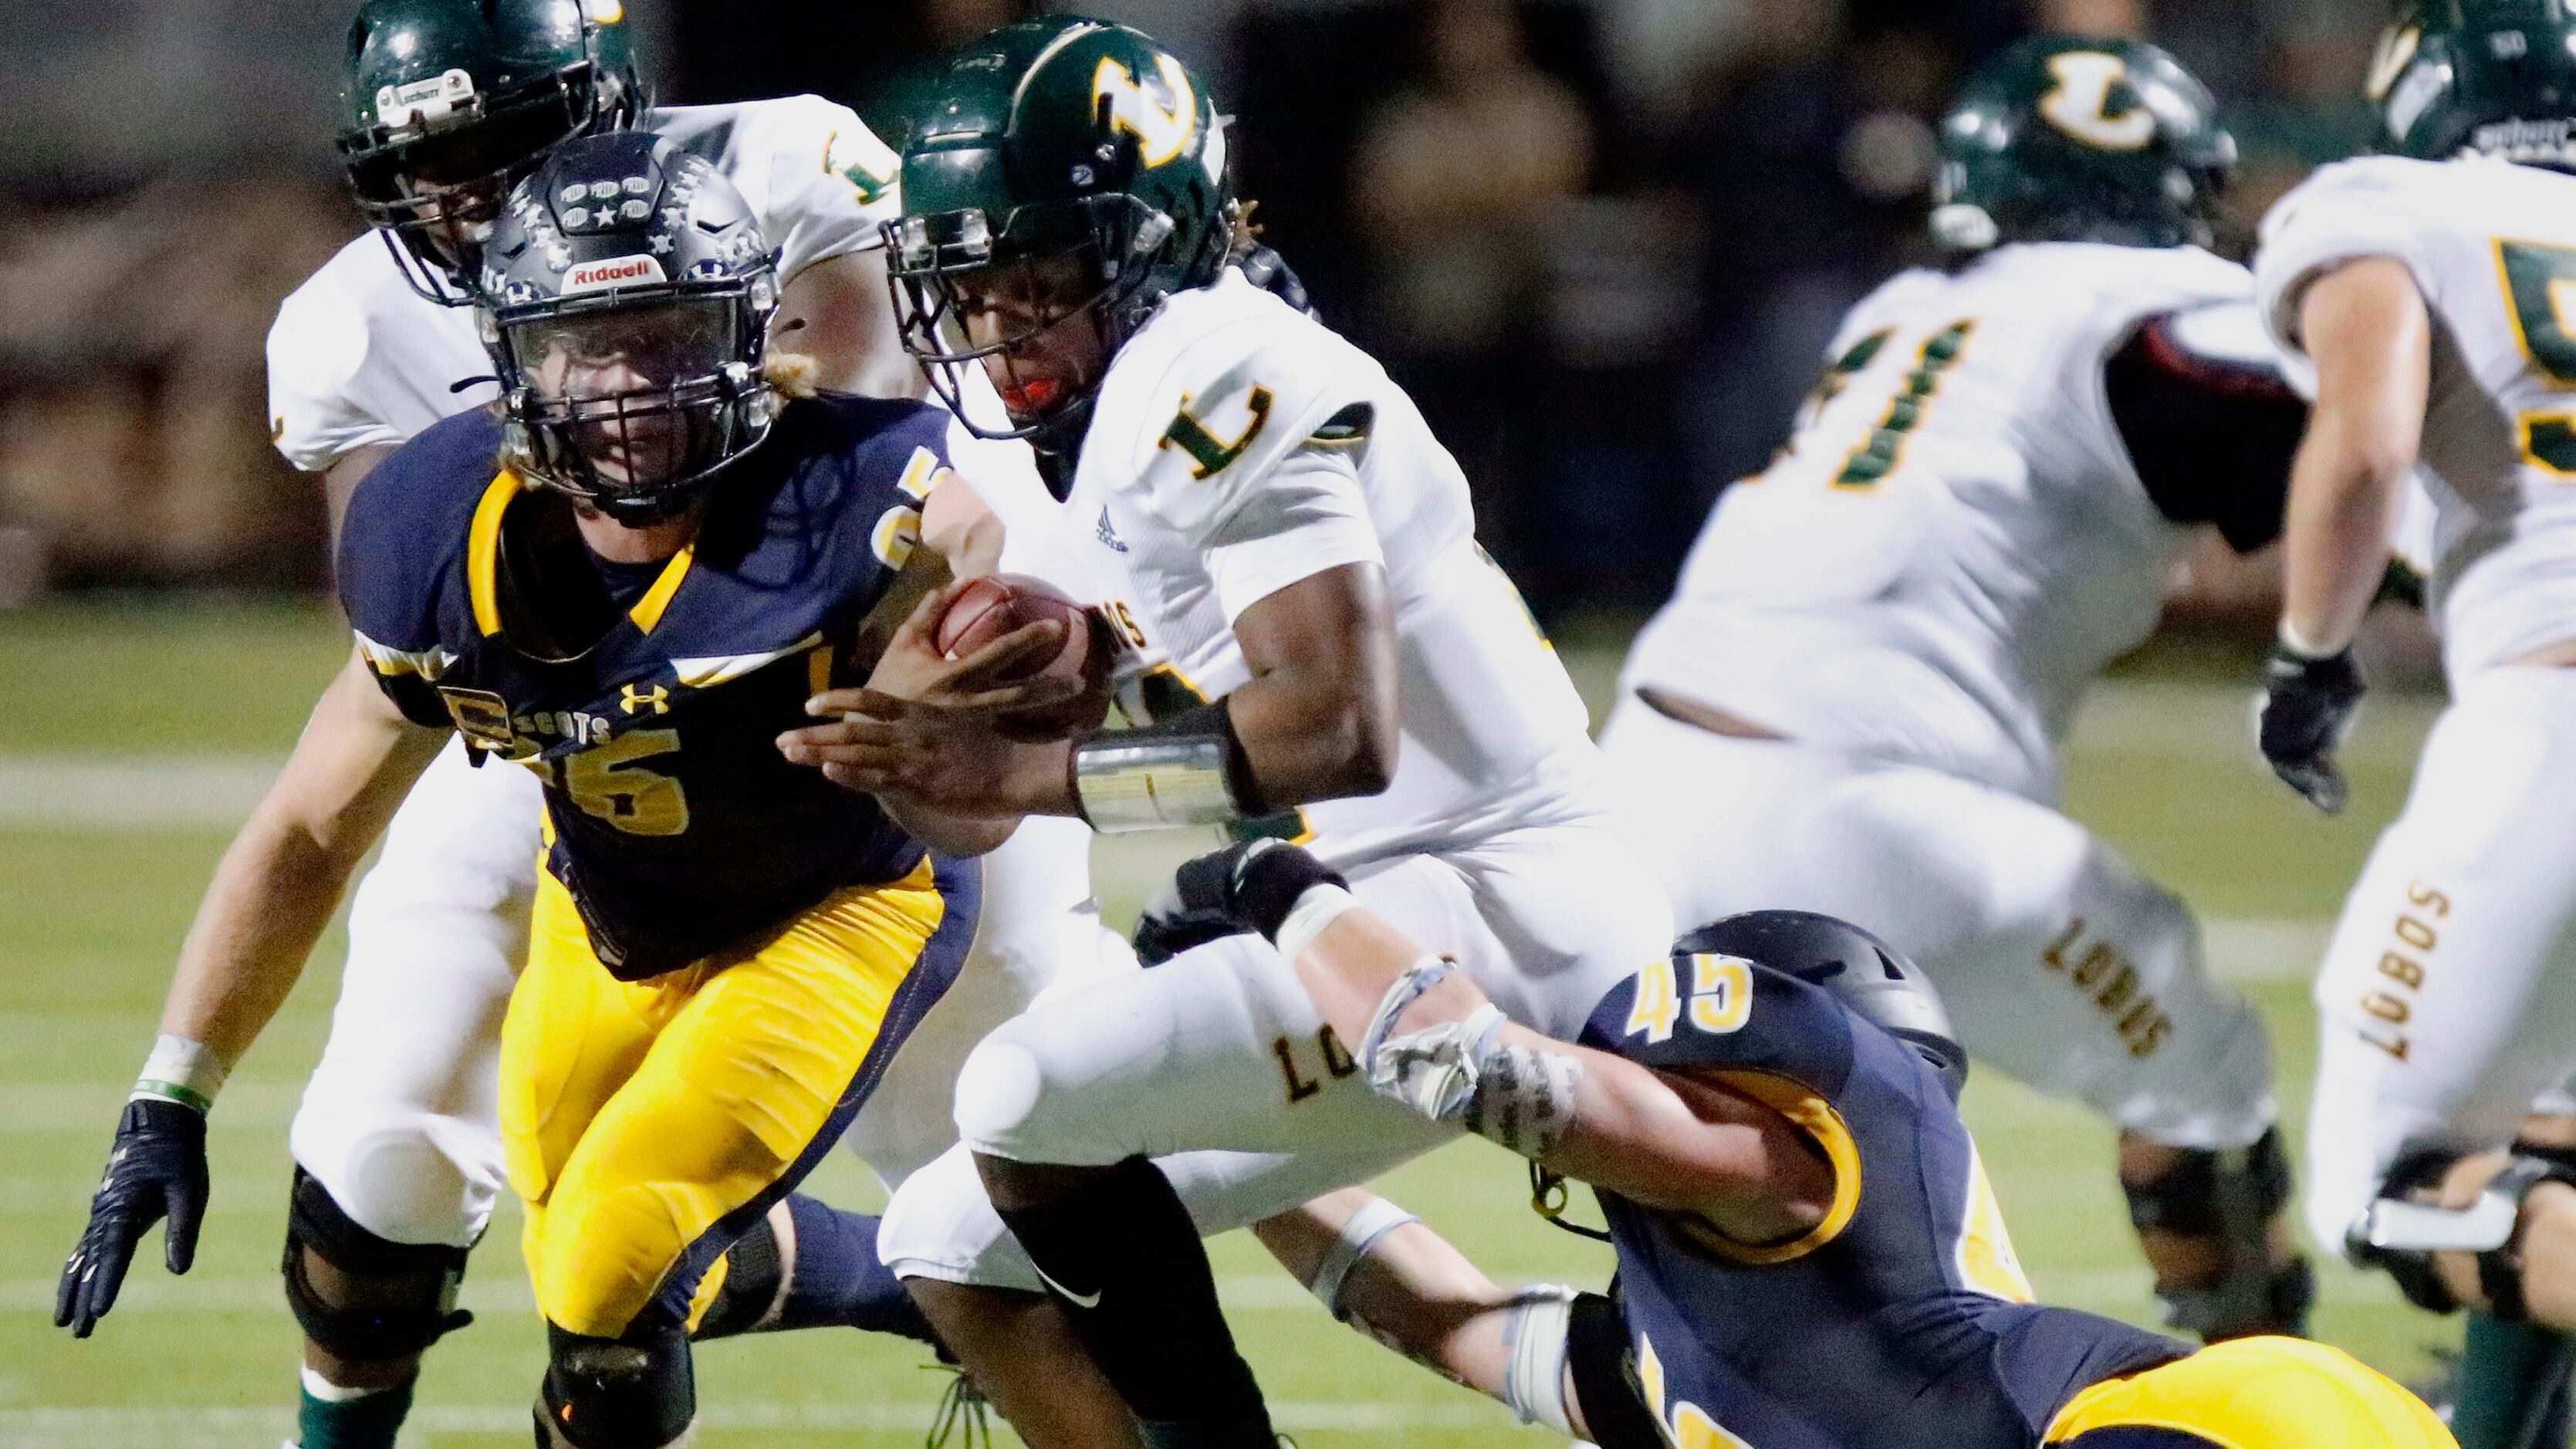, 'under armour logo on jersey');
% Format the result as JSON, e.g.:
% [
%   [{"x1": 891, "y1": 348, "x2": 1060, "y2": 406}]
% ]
[
  {"x1": 620, "y1": 684, "x2": 670, "y2": 716},
  {"x1": 1096, "y1": 507, "x2": 1130, "y2": 553}
]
